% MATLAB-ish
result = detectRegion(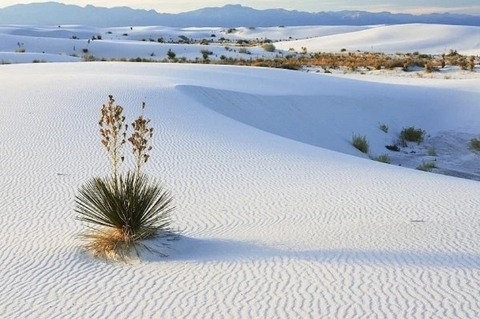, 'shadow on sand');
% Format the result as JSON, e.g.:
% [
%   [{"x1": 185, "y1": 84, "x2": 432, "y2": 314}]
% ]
[{"x1": 140, "y1": 235, "x2": 480, "y2": 269}]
